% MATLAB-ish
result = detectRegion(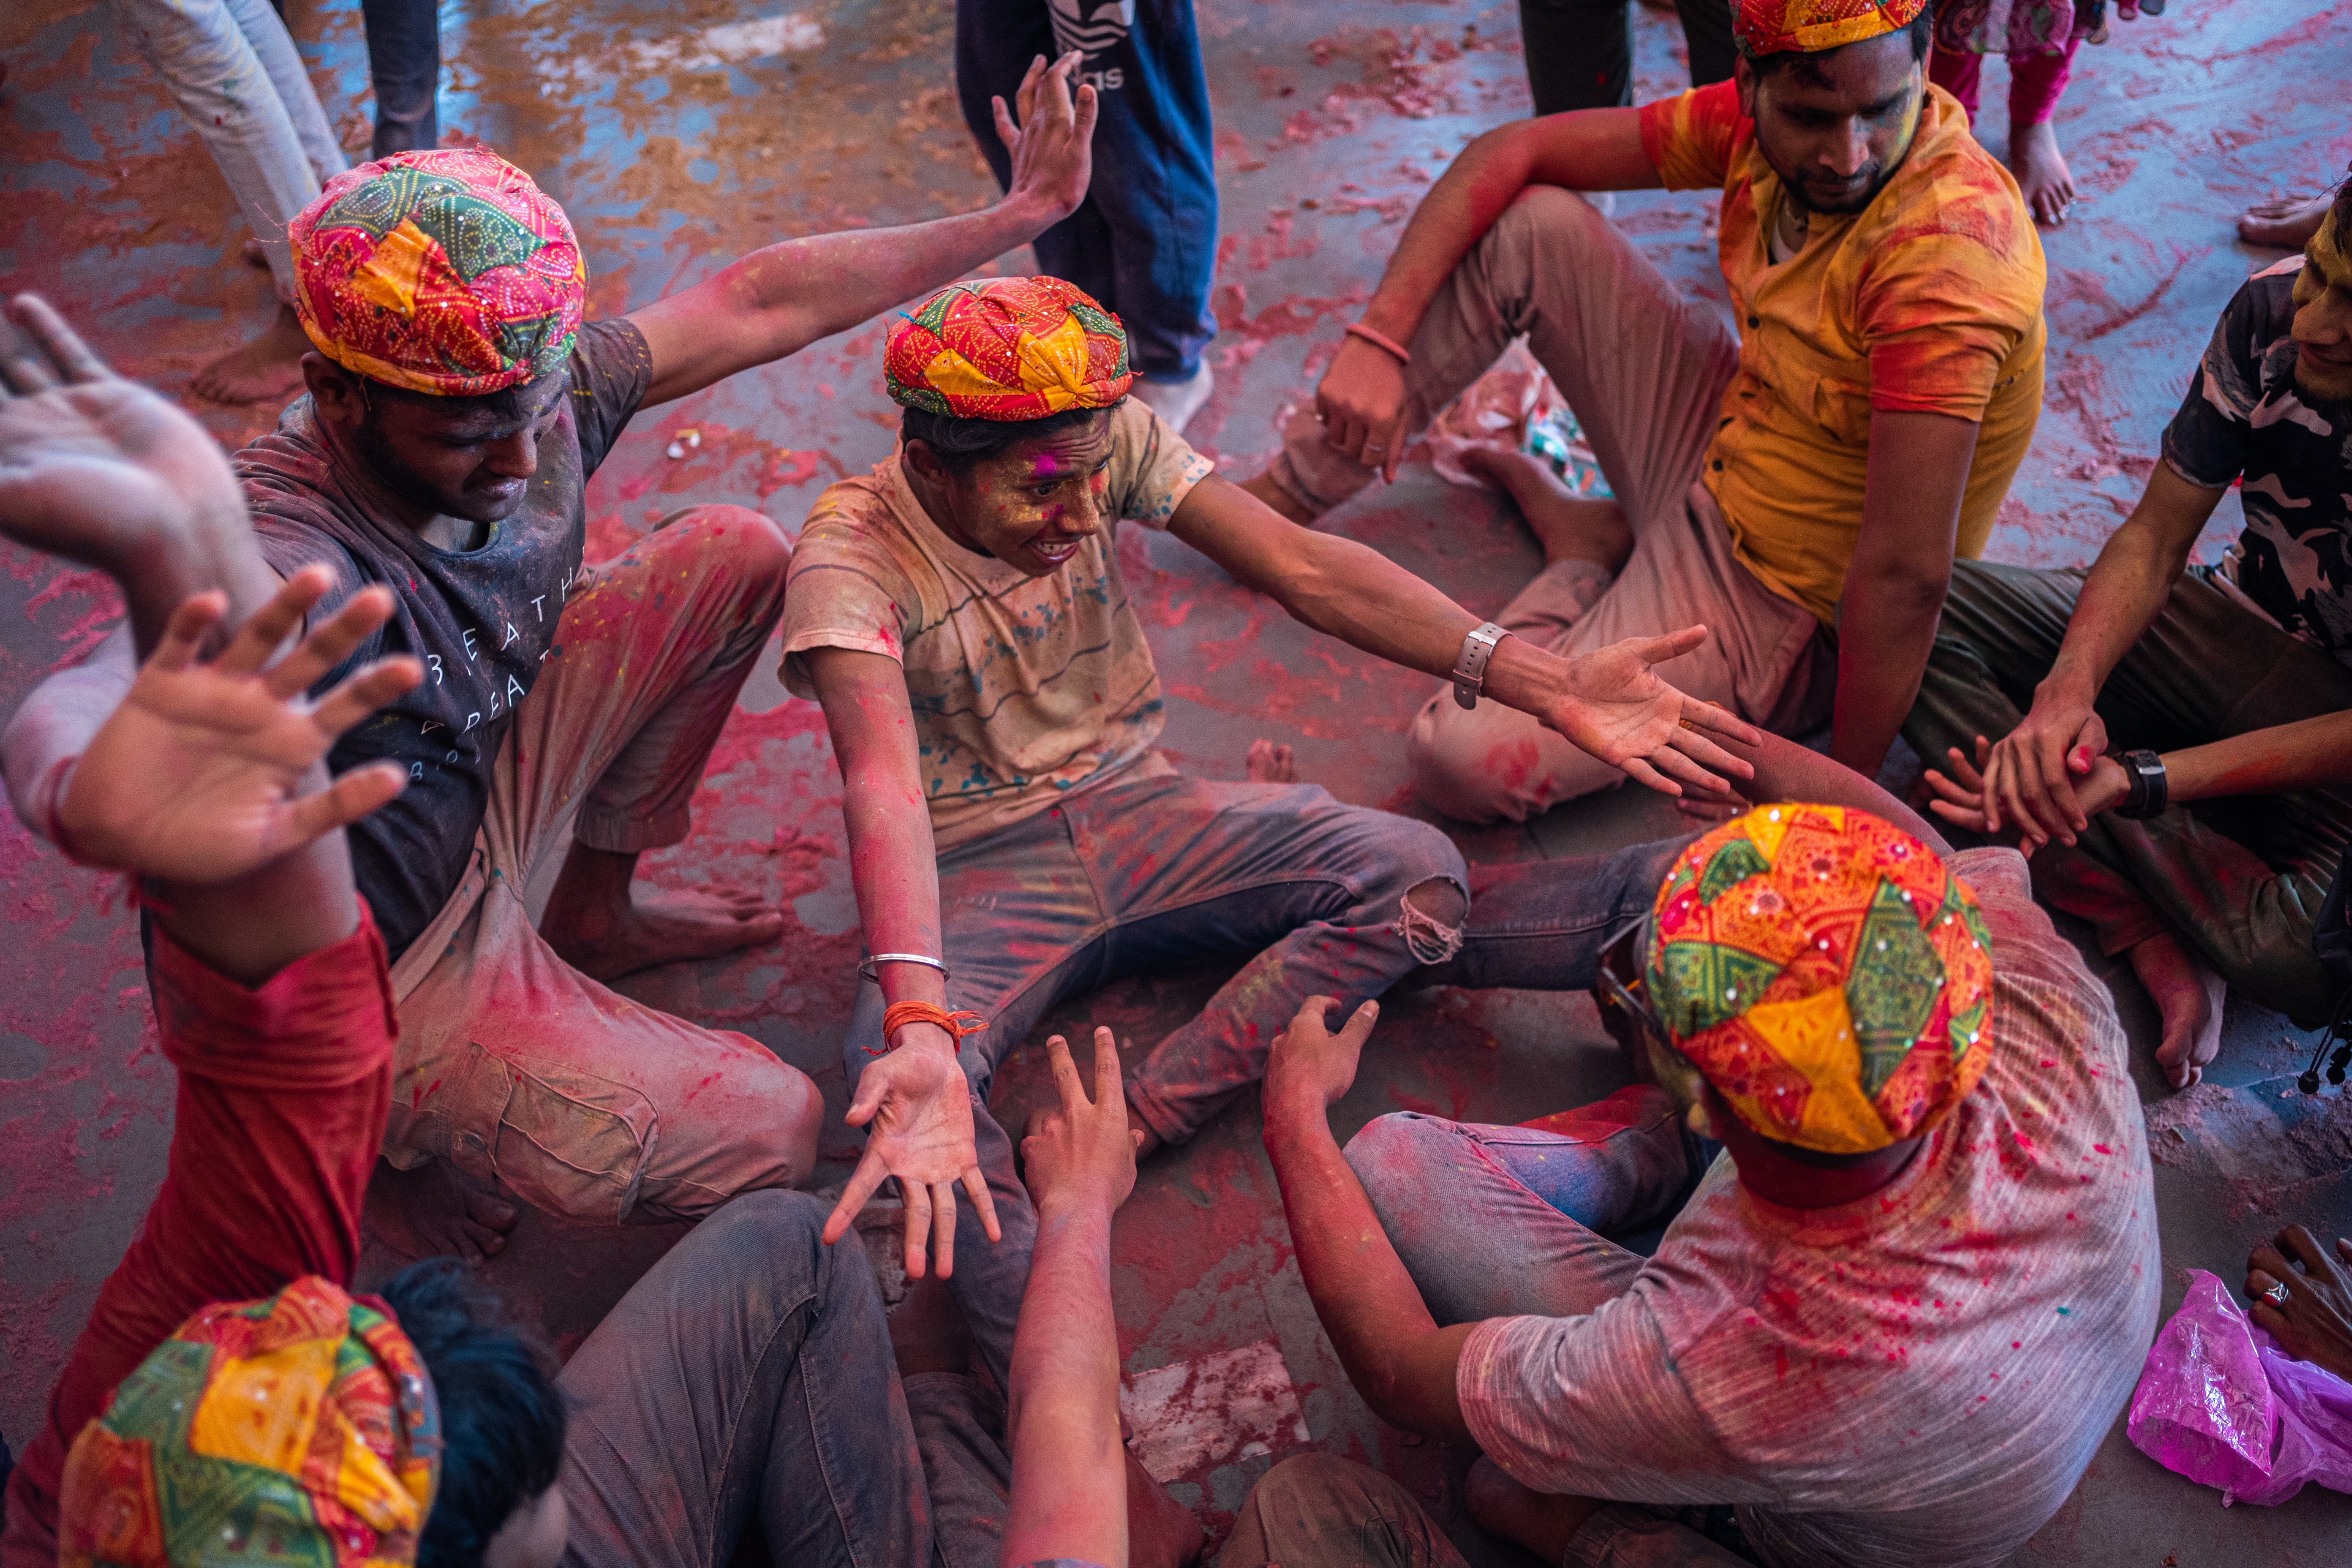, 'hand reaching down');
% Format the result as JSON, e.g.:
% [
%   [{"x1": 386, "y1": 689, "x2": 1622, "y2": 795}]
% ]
[
  {"x1": 995, "y1": 51, "x2": 1098, "y2": 229},
  {"x1": 1544, "y1": 627, "x2": 1762, "y2": 798},
  {"x1": 822, "y1": 1025, "x2": 1002, "y2": 1281},
  {"x1": 2247, "y1": 1225, "x2": 2352, "y2": 1383},
  {"x1": 1924, "y1": 734, "x2": 2125, "y2": 854},
  {"x1": 1264, "y1": 994, "x2": 1382, "y2": 1121},
  {"x1": 1020, "y1": 1026, "x2": 1142, "y2": 1218}
]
